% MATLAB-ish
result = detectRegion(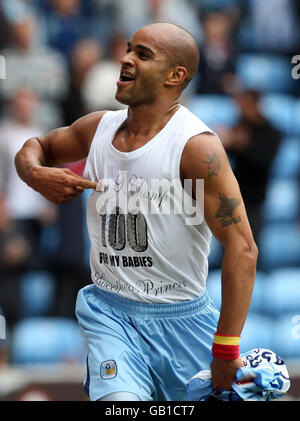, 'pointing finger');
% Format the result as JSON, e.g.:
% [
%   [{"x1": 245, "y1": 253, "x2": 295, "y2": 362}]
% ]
[
  {"x1": 78, "y1": 179, "x2": 98, "y2": 190},
  {"x1": 68, "y1": 177, "x2": 97, "y2": 190}
]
